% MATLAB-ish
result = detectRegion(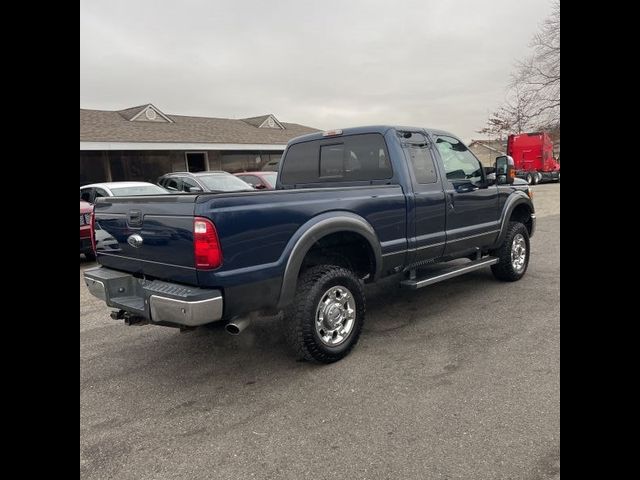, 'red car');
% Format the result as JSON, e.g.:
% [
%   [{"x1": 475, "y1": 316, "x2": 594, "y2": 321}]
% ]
[
  {"x1": 80, "y1": 200, "x2": 95, "y2": 260},
  {"x1": 234, "y1": 171, "x2": 278, "y2": 190}
]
